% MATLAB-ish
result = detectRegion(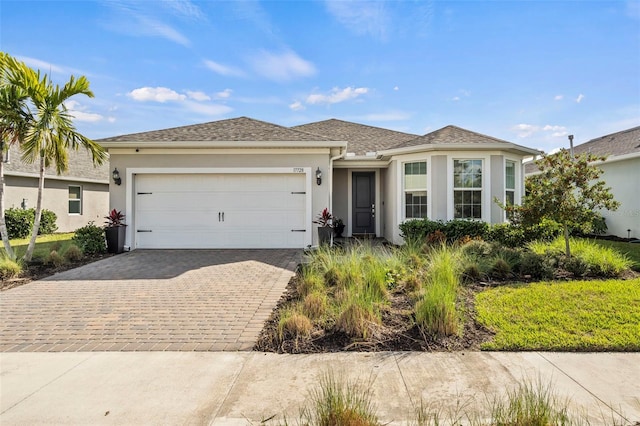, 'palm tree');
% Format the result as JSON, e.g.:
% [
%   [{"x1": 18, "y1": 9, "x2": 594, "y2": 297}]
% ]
[
  {"x1": 3, "y1": 53, "x2": 107, "y2": 262},
  {"x1": 0, "y1": 53, "x2": 32, "y2": 259}
]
